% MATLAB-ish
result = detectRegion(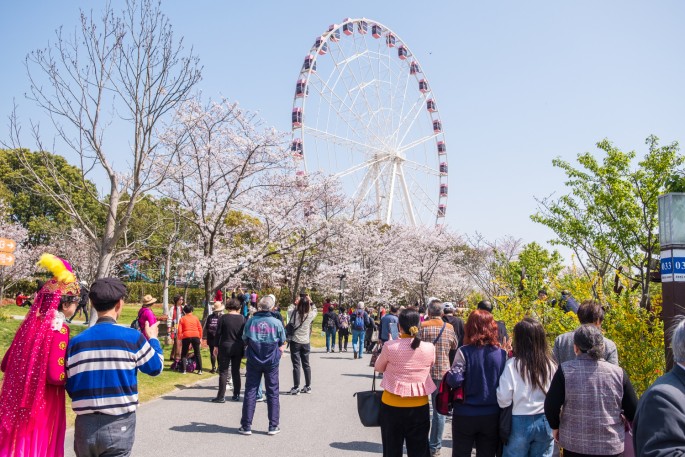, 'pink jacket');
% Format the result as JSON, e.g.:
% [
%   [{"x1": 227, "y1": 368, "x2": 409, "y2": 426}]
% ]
[{"x1": 375, "y1": 338, "x2": 437, "y2": 397}]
